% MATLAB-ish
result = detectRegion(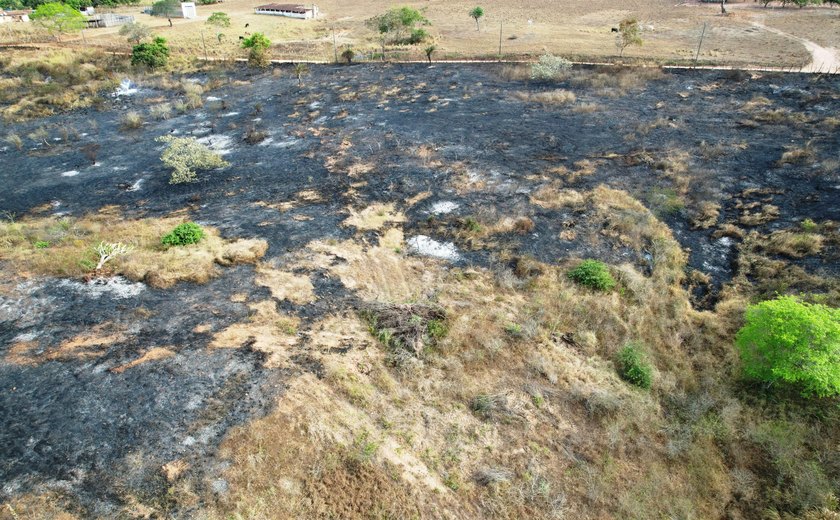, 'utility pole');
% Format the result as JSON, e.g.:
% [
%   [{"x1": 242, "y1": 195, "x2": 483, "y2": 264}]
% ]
[
  {"x1": 332, "y1": 27, "x2": 337, "y2": 62},
  {"x1": 498, "y1": 20, "x2": 502, "y2": 61},
  {"x1": 200, "y1": 29, "x2": 208, "y2": 61},
  {"x1": 694, "y1": 22, "x2": 707, "y2": 67}
]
